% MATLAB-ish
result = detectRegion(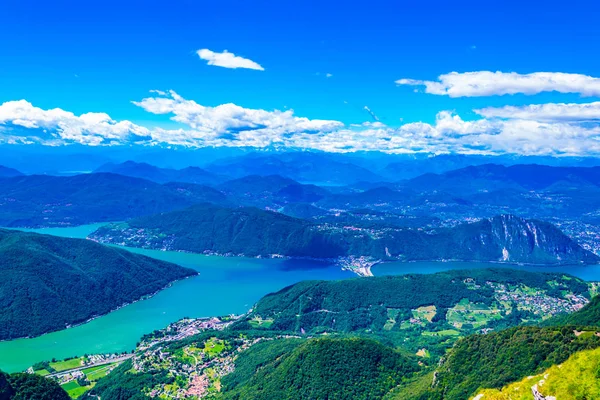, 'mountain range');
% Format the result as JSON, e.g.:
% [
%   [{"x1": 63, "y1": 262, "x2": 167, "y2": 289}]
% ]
[
  {"x1": 0, "y1": 166, "x2": 23, "y2": 178},
  {"x1": 95, "y1": 161, "x2": 227, "y2": 185},
  {"x1": 404, "y1": 163, "x2": 600, "y2": 193},
  {"x1": 204, "y1": 152, "x2": 383, "y2": 185},
  {"x1": 0, "y1": 173, "x2": 225, "y2": 227}
]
